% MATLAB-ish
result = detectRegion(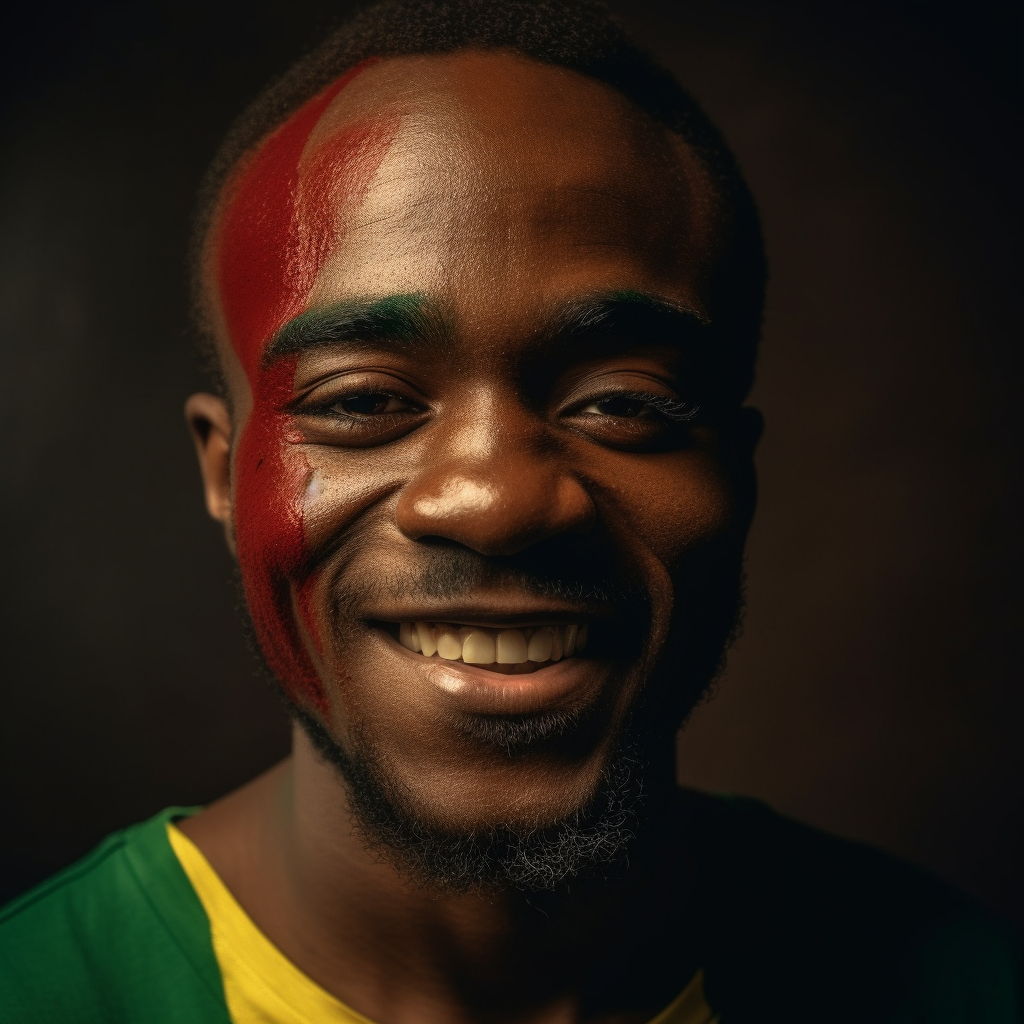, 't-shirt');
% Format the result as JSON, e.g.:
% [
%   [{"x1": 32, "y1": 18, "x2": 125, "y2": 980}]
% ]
[
  {"x1": 165, "y1": 822, "x2": 715, "y2": 1024},
  {"x1": 0, "y1": 794, "x2": 1019, "y2": 1023}
]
